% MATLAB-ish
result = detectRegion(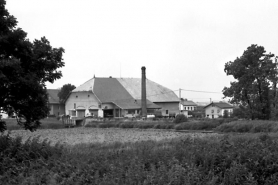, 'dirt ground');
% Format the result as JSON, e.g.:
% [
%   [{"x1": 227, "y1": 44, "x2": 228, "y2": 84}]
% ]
[{"x1": 6, "y1": 128, "x2": 219, "y2": 146}]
